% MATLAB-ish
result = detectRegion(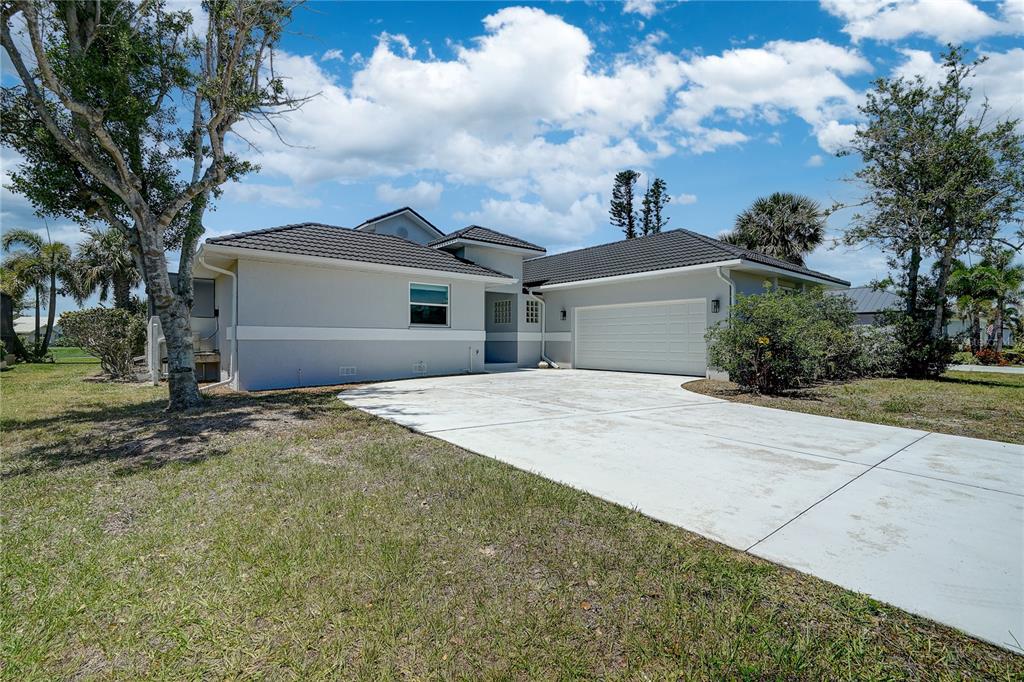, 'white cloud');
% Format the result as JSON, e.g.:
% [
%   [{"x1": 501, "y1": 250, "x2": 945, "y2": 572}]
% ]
[
  {"x1": 457, "y1": 194, "x2": 606, "y2": 246},
  {"x1": 806, "y1": 154, "x2": 825, "y2": 167},
  {"x1": 375, "y1": 180, "x2": 444, "y2": 207},
  {"x1": 672, "y1": 39, "x2": 871, "y2": 153},
  {"x1": 321, "y1": 48, "x2": 344, "y2": 63},
  {"x1": 821, "y1": 0, "x2": 1020, "y2": 43},
  {"x1": 222, "y1": 182, "x2": 321, "y2": 209},
  {"x1": 623, "y1": 0, "x2": 659, "y2": 19},
  {"x1": 815, "y1": 120, "x2": 858, "y2": 153},
  {"x1": 893, "y1": 47, "x2": 1024, "y2": 121},
  {"x1": 672, "y1": 193, "x2": 698, "y2": 205},
  {"x1": 679, "y1": 127, "x2": 749, "y2": 154}
]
